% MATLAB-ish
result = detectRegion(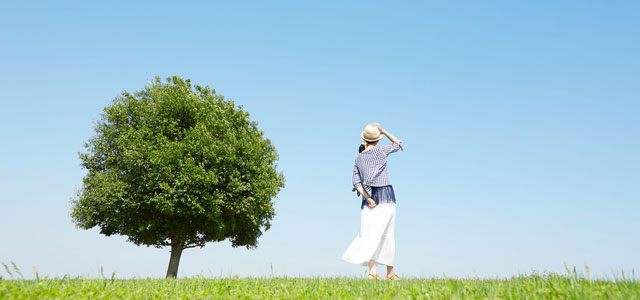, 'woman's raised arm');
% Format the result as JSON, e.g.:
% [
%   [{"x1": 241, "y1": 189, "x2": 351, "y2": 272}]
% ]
[{"x1": 373, "y1": 123, "x2": 400, "y2": 144}]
